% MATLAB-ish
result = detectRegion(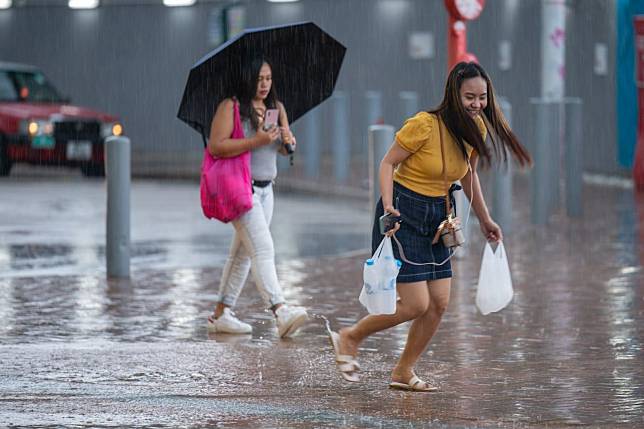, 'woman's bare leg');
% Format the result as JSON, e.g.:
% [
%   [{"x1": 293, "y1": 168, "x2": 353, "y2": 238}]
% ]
[
  {"x1": 391, "y1": 278, "x2": 451, "y2": 383},
  {"x1": 338, "y1": 281, "x2": 430, "y2": 357}
]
